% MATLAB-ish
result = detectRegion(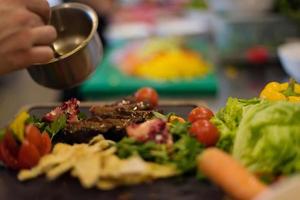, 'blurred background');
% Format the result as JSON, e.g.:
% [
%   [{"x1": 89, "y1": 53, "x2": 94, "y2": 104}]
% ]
[{"x1": 0, "y1": 0, "x2": 299, "y2": 126}]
